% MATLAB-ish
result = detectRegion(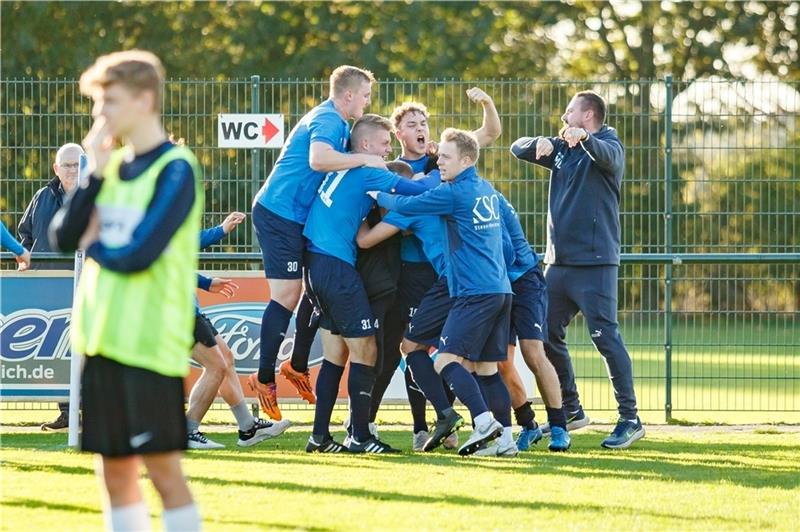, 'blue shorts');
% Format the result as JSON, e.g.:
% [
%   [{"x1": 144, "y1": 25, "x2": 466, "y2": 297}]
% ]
[
  {"x1": 405, "y1": 275, "x2": 452, "y2": 347},
  {"x1": 253, "y1": 203, "x2": 305, "y2": 280},
  {"x1": 510, "y1": 266, "x2": 548, "y2": 343},
  {"x1": 395, "y1": 261, "x2": 438, "y2": 322},
  {"x1": 305, "y1": 251, "x2": 375, "y2": 338},
  {"x1": 439, "y1": 294, "x2": 512, "y2": 362}
]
